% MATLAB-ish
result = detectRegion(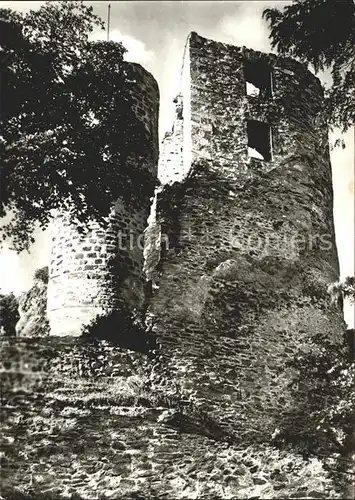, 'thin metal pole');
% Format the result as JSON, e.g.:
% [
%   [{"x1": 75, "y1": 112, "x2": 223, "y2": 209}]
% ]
[{"x1": 107, "y1": 3, "x2": 111, "y2": 42}]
